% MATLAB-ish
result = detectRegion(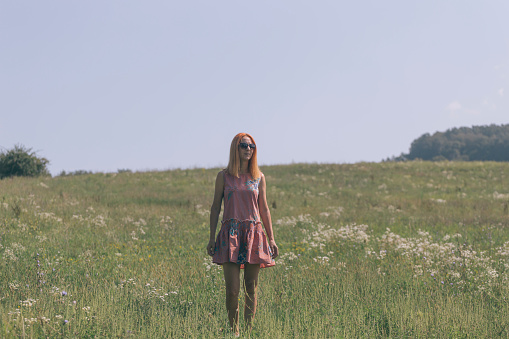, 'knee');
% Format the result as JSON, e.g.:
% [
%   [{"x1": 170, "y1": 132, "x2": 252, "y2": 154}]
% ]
[{"x1": 226, "y1": 286, "x2": 240, "y2": 300}]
